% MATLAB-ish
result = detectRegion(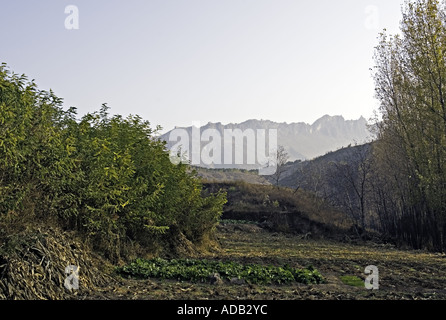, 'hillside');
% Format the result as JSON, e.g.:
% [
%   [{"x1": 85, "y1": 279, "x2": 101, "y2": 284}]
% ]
[
  {"x1": 194, "y1": 166, "x2": 271, "y2": 185},
  {"x1": 276, "y1": 143, "x2": 372, "y2": 189},
  {"x1": 203, "y1": 181, "x2": 353, "y2": 237},
  {"x1": 190, "y1": 143, "x2": 372, "y2": 190}
]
